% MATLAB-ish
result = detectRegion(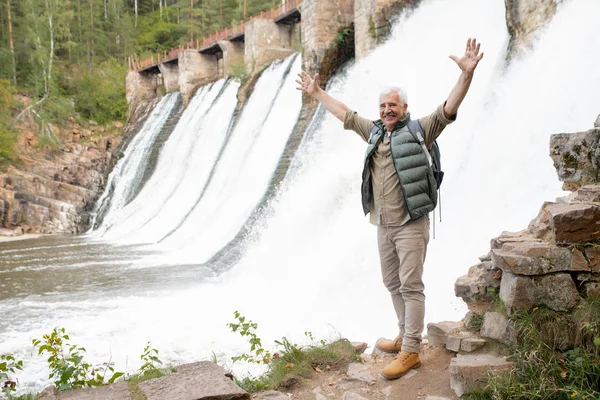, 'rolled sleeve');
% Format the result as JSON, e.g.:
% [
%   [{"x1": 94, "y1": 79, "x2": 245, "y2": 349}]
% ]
[
  {"x1": 419, "y1": 102, "x2": 457, "y2": 148},
  {"x1": 344, "y1": 109, "x2": 374, "y2": 143}
]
